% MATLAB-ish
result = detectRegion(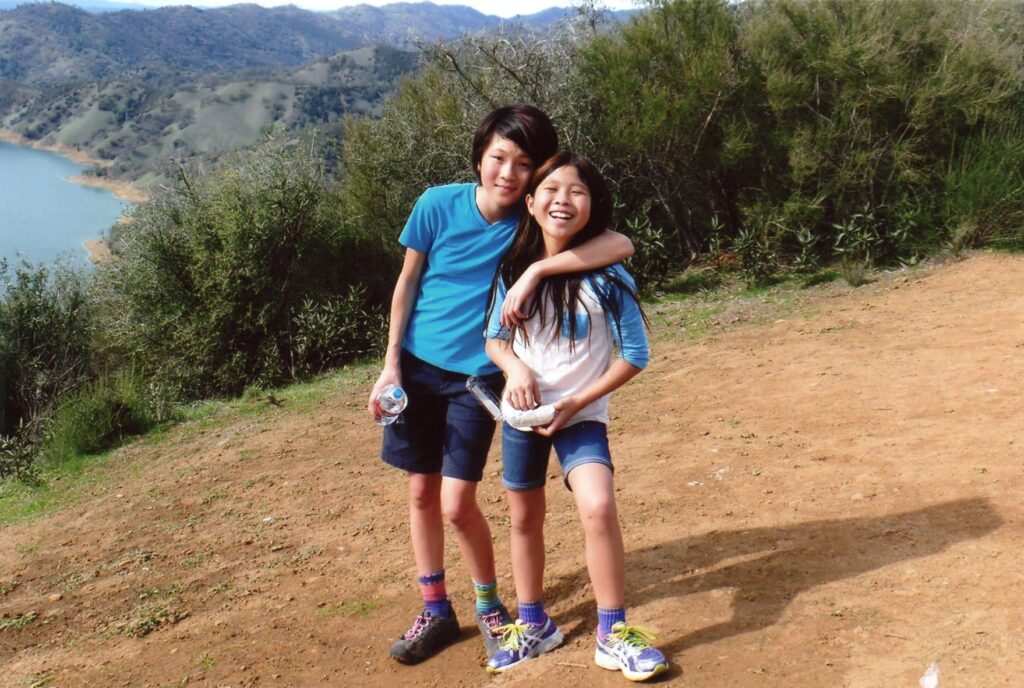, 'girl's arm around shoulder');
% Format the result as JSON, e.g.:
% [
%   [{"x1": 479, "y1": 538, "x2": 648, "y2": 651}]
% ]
[
  {"x1": 367, "y1": 247, "x2": 427, "y2": 419},
  {"x1": 501, "y1": 230, "x2": 634, "y2": 328}
]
